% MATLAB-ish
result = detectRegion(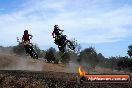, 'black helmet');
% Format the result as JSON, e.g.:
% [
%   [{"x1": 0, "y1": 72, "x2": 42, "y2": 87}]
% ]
[
  {"x1": 24, "y1": 30, "x2": 28, "y2": 35},
  {"x1": 54, "y1": 25, "x2": 59, "y2": 28}
]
